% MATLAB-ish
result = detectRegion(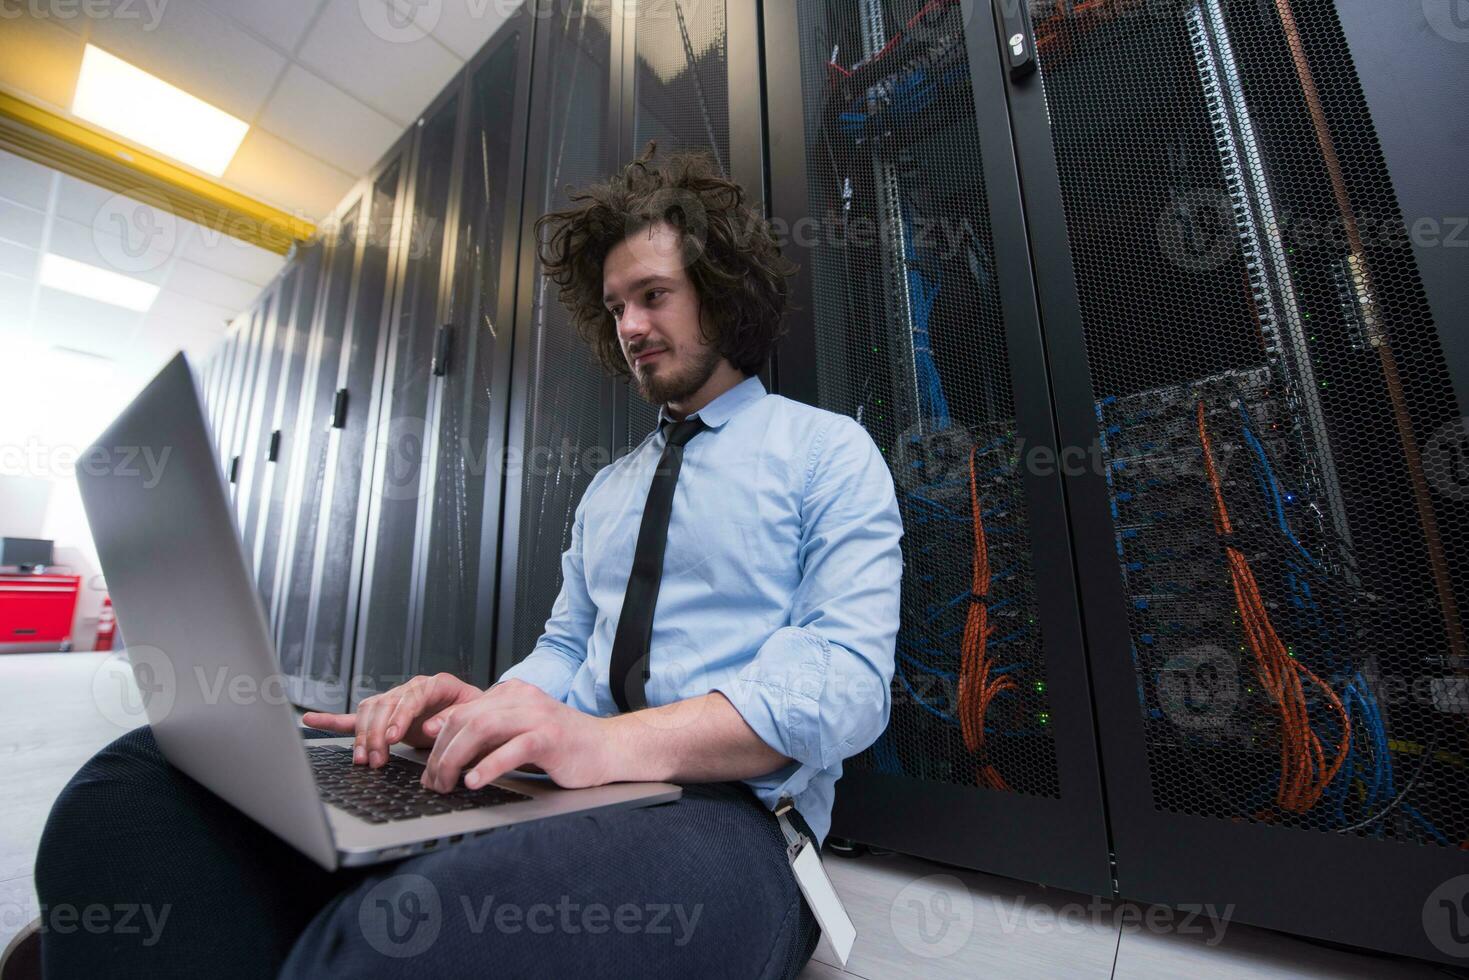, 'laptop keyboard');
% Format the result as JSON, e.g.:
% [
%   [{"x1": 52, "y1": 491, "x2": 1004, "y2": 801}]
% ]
[{"x1": 307, "y1": 745, "x2": 532, "y2": 824}]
